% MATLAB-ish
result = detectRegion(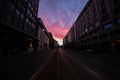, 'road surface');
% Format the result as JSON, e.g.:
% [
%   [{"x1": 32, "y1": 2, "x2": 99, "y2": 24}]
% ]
[
  {"x1": 31, "y1": 48, "x2": 120, "y2": 80},
  {"x1": 0, "y1": 48, "x2": 120, "y2": 80}
]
